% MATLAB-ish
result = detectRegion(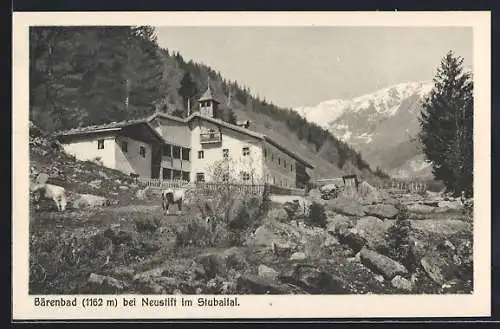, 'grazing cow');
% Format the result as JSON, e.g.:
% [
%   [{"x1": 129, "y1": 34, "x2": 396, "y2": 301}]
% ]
[
  {"x1": 31, "y1": 183, "x2": 68, "y2": 212},
  {"x1": 161, "y1": 188, "x2": 185, "y2": 215}
]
